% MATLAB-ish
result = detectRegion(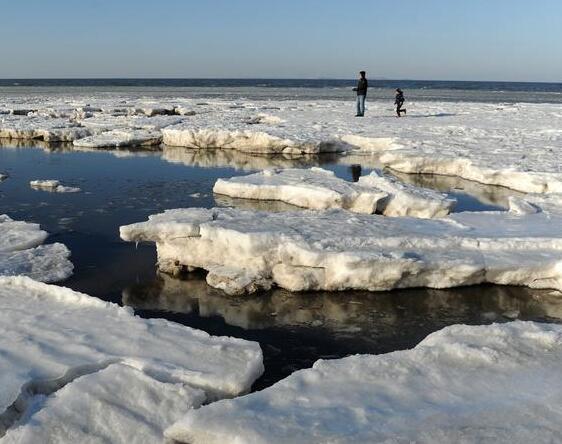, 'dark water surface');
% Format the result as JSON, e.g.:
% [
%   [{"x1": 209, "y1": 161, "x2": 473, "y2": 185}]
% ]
[
  {"x1": 1, "y1": 145, "x2": 560, "y2": 390},
  {"x1": 1, "y1": 78, "x2": 561, "y2": 103}
]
